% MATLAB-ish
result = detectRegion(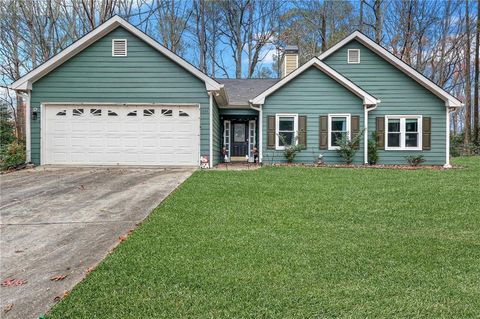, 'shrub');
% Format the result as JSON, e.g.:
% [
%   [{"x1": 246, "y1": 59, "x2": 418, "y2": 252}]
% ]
[
  {"x1": 368, "y1": 132, "x2": 379, "y2": 165},
  {"x1": 0, "y1": 141, "x2": 26, "y2": 170},
  {"x1": 405, "y1": 155, "x2": 425, "y2": 166},
  {"x1": 278, "y1": 134, "x2": 303, "y2": 163},
  {"x1": 336, "y1": 130, "x2": 363, "y2": 164}
]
